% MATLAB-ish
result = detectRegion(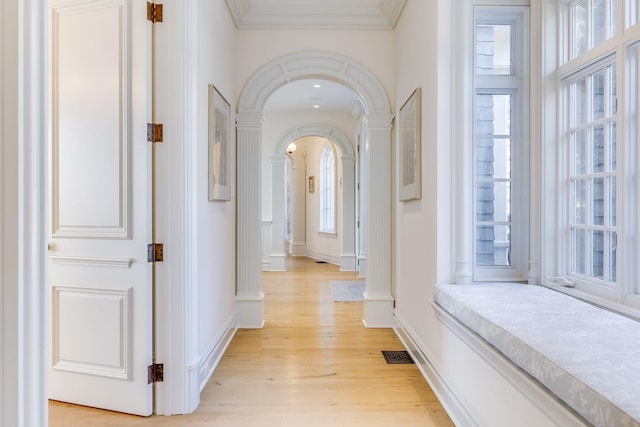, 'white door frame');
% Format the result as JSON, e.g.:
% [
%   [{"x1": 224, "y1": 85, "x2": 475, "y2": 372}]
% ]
[
  {"x1": 236, "y1": 51, "x2": 395, "y2": 328},
  {"x1": 1, "y1": 0, "x2": 48, "y2": 425},
  {"x1": 270, "y1": 124, "x2": 357, "y2": 272}
]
